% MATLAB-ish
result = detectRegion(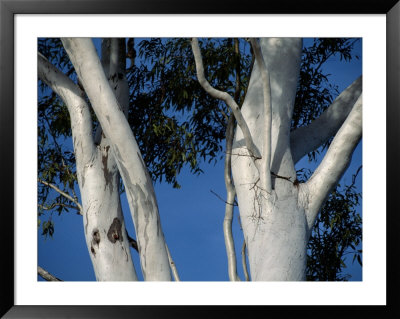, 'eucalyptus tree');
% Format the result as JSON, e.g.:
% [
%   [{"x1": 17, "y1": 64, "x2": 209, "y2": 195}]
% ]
[{"x1": 38, "y1": 37, "x2": 361, "y2": 281}]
